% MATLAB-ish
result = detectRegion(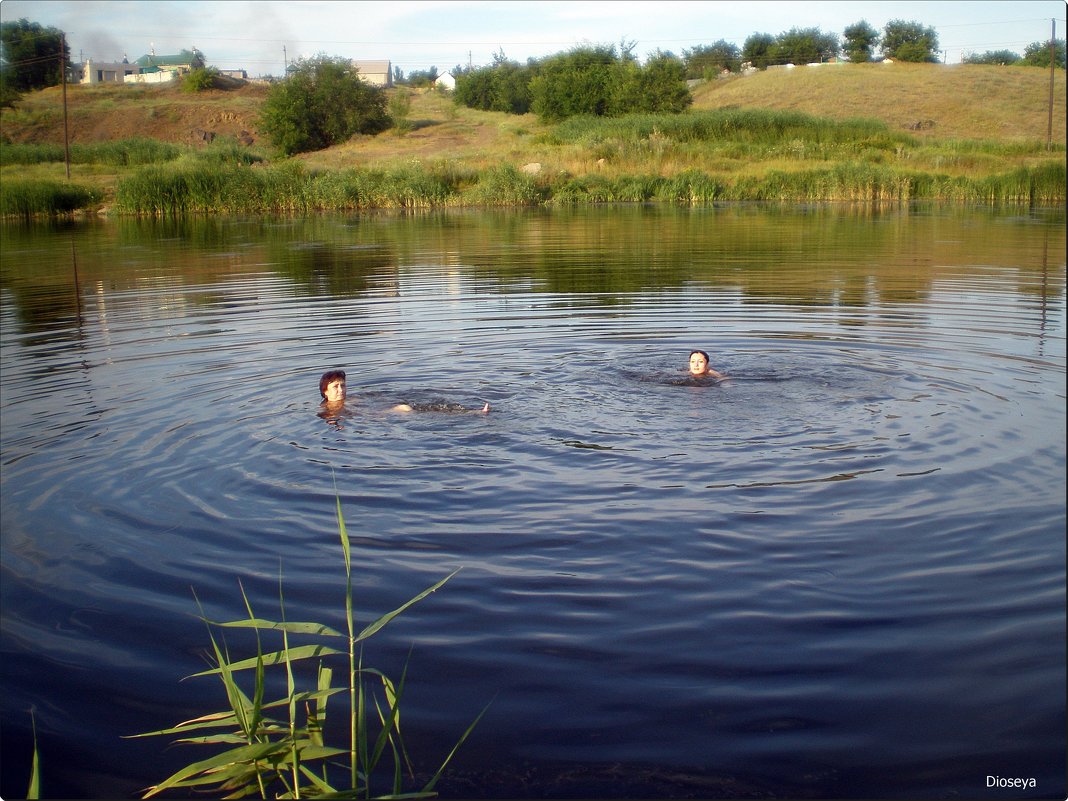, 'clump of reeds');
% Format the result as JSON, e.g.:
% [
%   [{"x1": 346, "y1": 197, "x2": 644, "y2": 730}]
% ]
[
  {"x1": 0, "y1": 178, "x2": 101, "y2": 218},
  {"x1": 460, "y1": 164, "x2": 546, "y2": 205},
  {"x1": 0, "y1": 137, "x2": 182, "y2": 167},
  {"x1": 94, "y1": 144, "x2": 1068, "y2": 216},
  {"x1": 188, "y1": 136, "x2": 266, "y2": 167},
  {"x1": 0, "y1": 141, "x2": 67, "y2": 165},
  {"x1": 128, "y1": 497, "x2": 486, "y2": 799}
]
